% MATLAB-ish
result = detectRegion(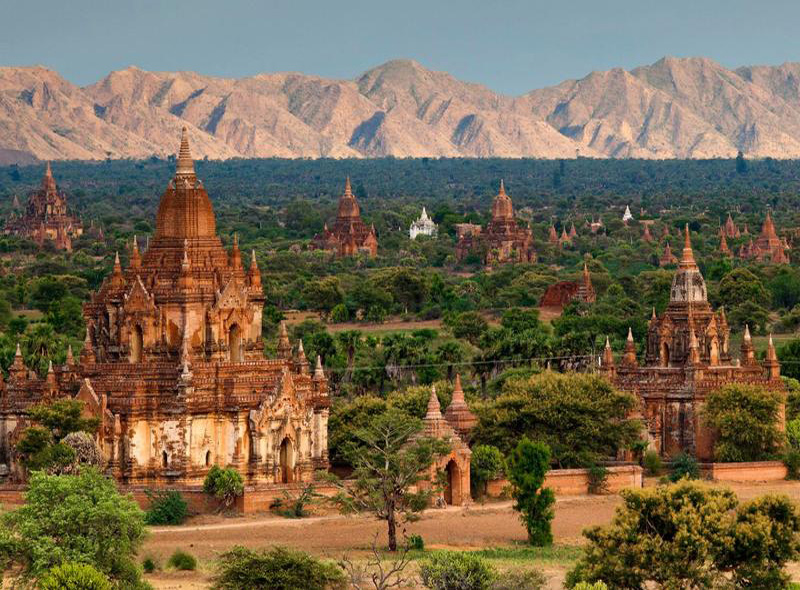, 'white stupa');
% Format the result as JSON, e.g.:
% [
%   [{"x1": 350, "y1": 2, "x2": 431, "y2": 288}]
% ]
[
  {"x1": 622, "y1": 205, "x2": 634, "y2": 223},
  {"x1": 410, "y1": 207, "x2": 438, "y2": 239}
]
